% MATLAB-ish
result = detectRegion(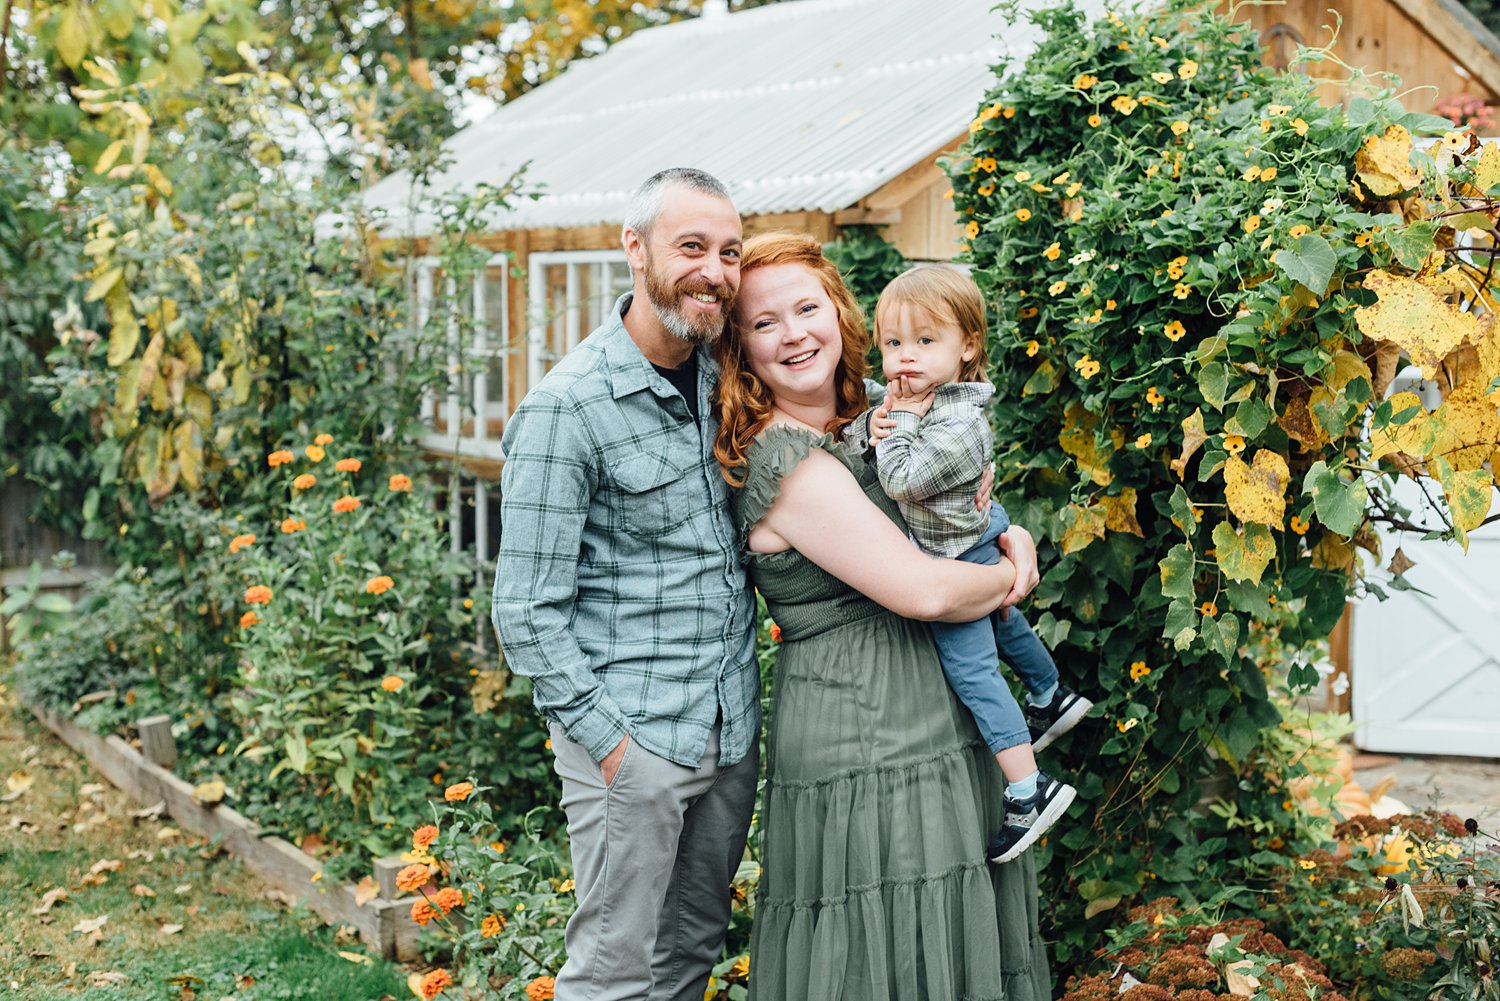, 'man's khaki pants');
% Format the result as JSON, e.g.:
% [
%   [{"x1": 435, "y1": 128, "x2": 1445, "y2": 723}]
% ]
[{"x1": 549, "y1": 721, "x2": 759, "y2": 1001}]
